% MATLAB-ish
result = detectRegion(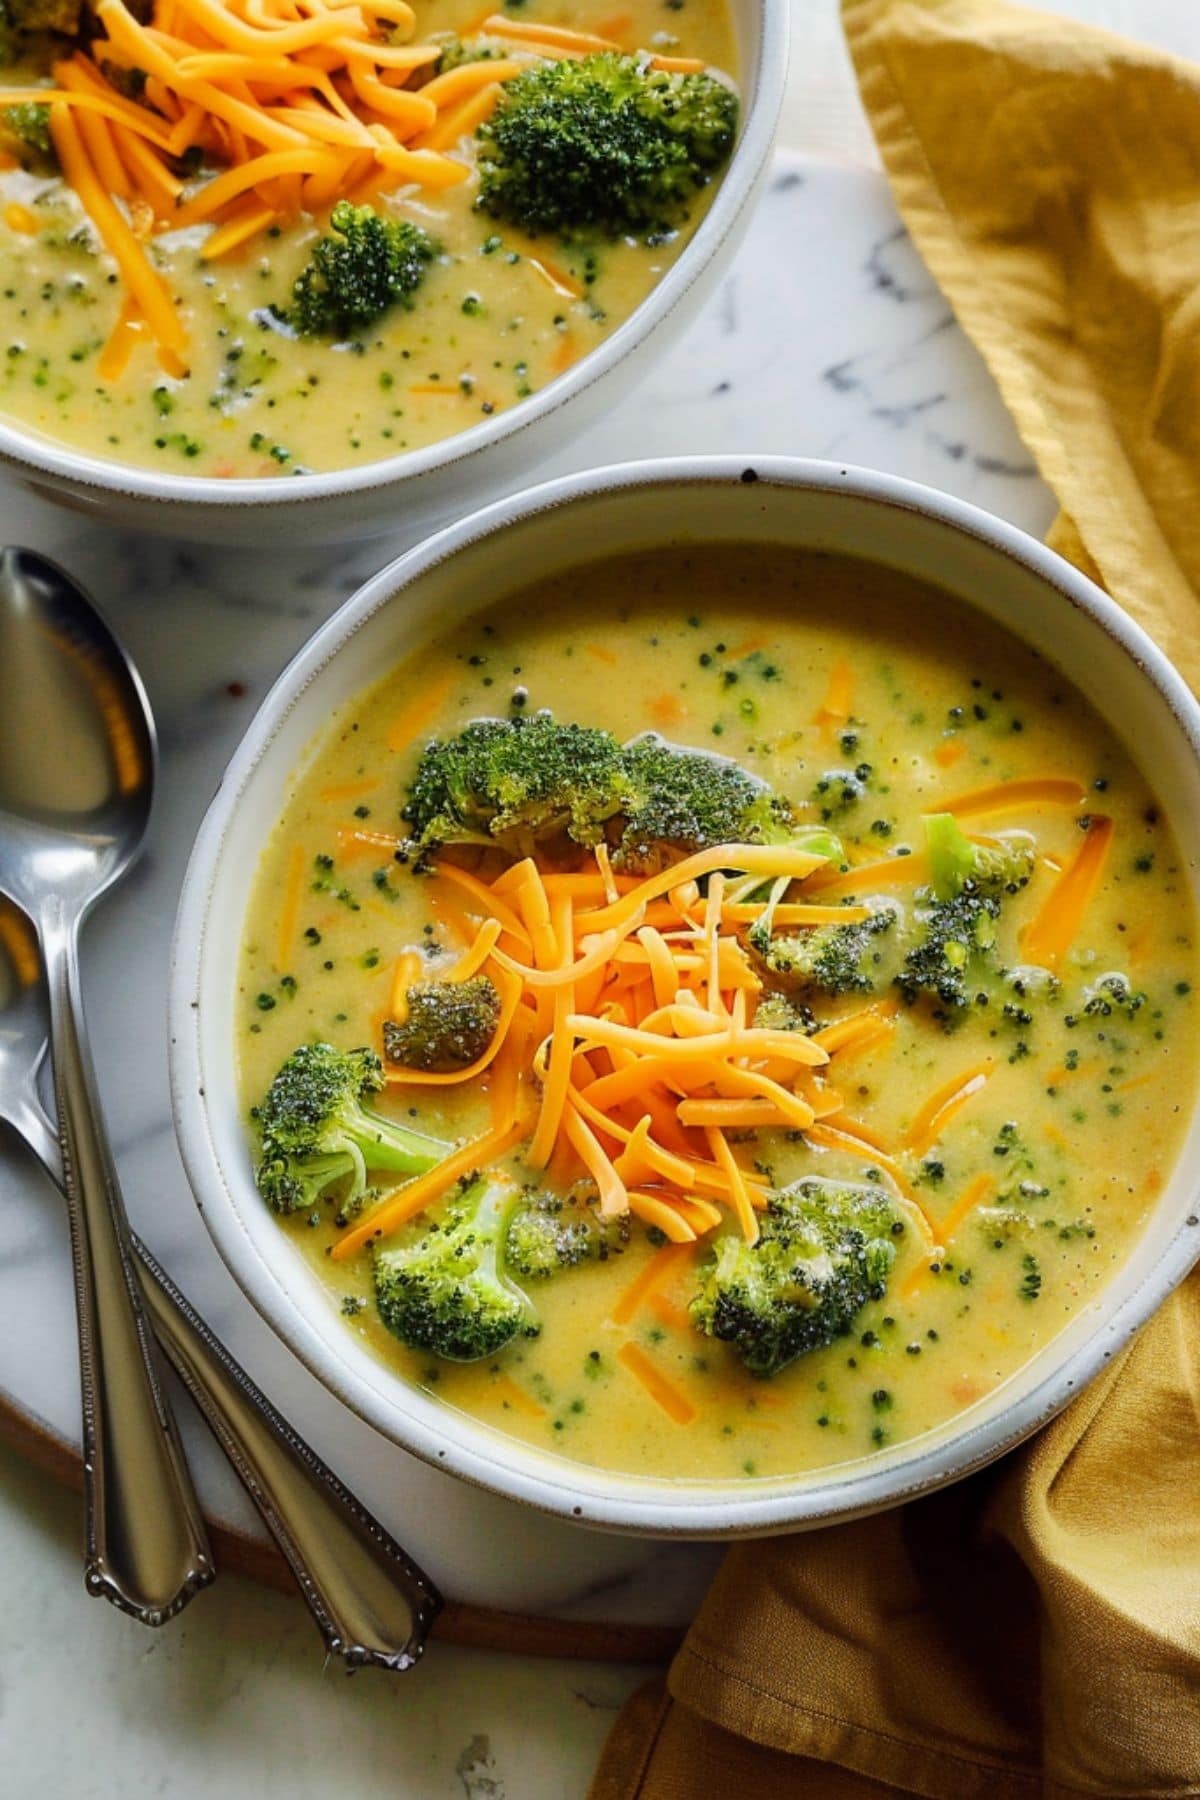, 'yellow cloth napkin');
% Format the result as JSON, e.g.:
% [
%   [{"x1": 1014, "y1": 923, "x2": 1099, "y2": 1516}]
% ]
[{"x1": 590, "y1": 3, "x2": 1200, "y2": 1793}]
